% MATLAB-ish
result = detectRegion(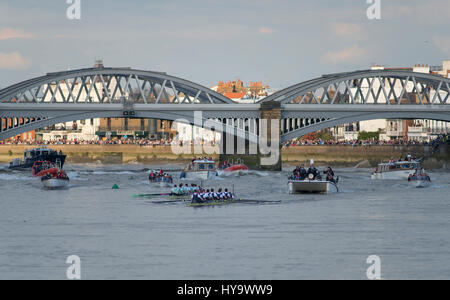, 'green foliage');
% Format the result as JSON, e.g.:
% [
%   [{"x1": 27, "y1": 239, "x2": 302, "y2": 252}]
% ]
[
  {"x1": 358, "y1": 131, "x2": 379, "y2": 141},
  {"x1": 316, "y1": 131, "x2": 332, "y2": 141}
]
